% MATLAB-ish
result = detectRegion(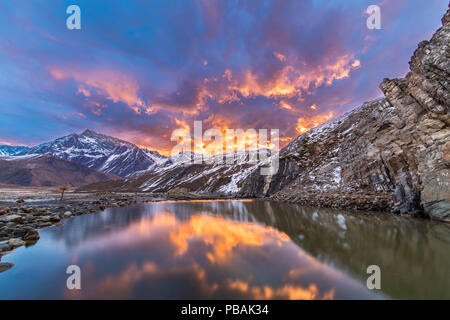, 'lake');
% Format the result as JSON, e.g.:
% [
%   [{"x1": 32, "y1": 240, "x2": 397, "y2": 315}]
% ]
[{"x1": 0, "y1": 200, "x2": 449, "y2": 299}]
